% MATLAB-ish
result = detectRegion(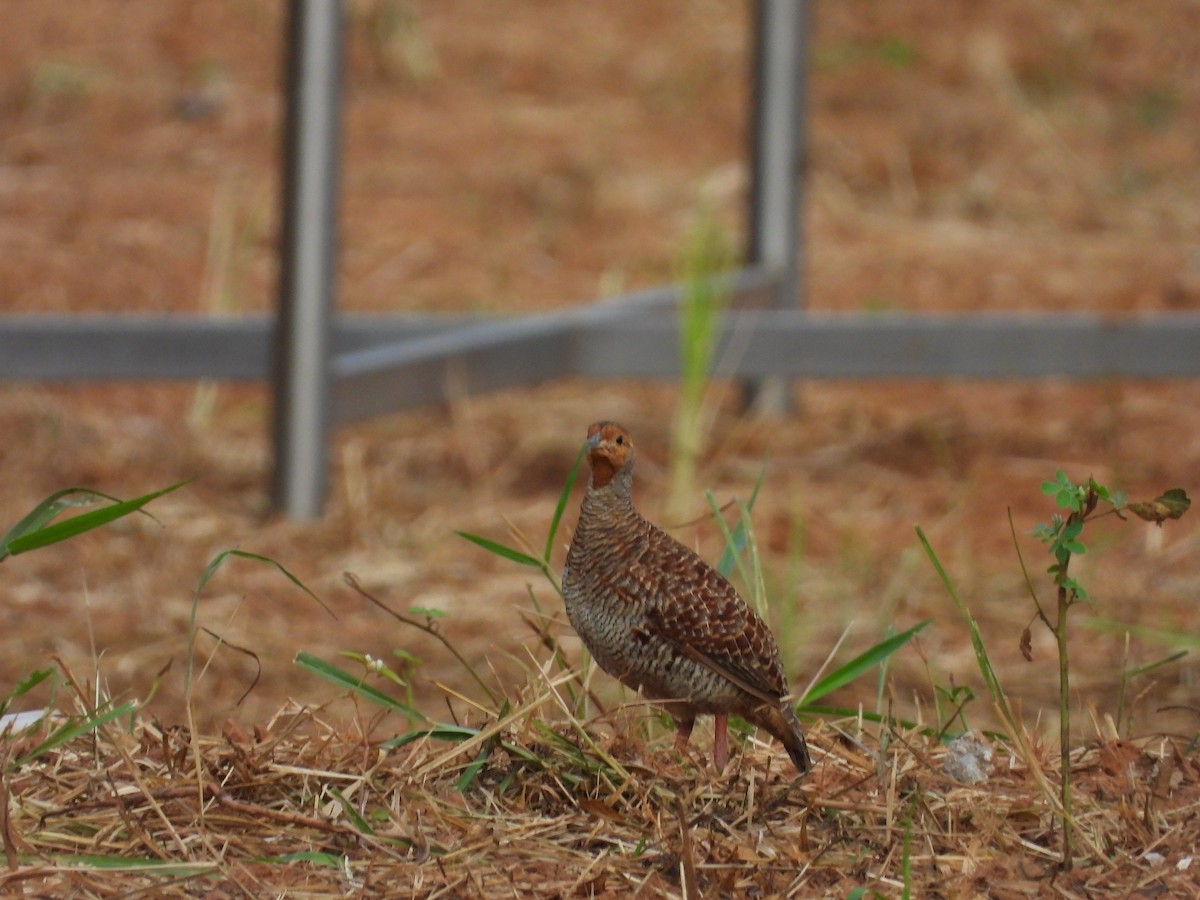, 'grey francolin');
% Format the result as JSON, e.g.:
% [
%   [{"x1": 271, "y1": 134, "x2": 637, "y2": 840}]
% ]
[{"x1": 562, "y1": 421, "x2": 811, "y2": 774}]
